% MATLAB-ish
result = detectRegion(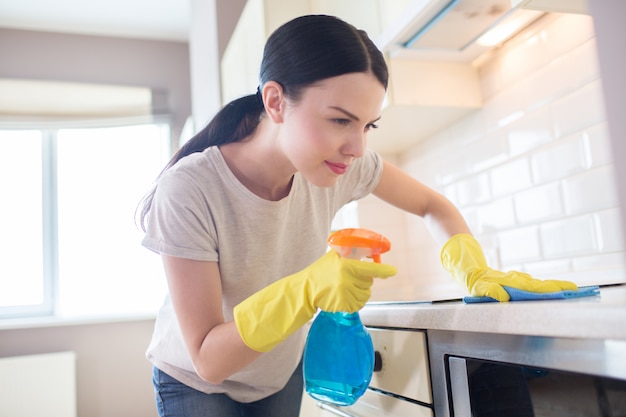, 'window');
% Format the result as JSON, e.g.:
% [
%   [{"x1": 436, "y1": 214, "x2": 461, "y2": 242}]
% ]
[{"x1": 0, "y1": 121, "x2": 170, "y2": 319}]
